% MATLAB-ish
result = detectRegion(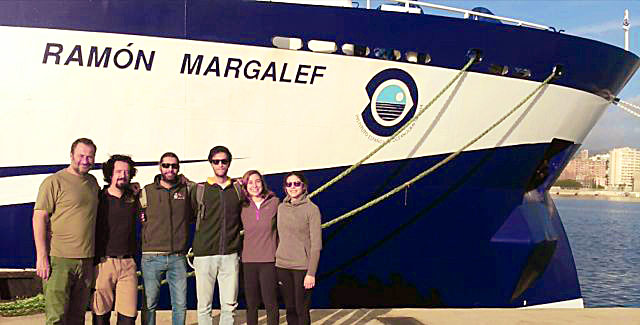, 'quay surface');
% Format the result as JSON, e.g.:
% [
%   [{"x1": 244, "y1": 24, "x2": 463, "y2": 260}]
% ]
[{"x1": 2, "y1": 308, "x2": 640, "y2": 324}]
